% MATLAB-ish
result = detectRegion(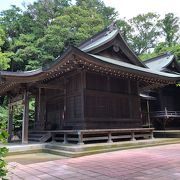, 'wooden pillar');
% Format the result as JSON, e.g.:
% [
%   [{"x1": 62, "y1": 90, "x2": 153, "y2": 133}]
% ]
[
  {"x1": 107, "y1": 76, "x2": 110, "y2": 91},
  {"x1": 128, "y1": 80, "x2": 133, "y2": 118},
  {"x1": 81, "y1": 71, "x2": 86, "y2": 127},
  {"x1": 7, "y1": 103, "x2": 13, "y2": 143},
  {"x1": 64, "y1": 78, "x2": 67, "y2": 127},
  {"x1": 38, "y1": 88, "x2": 41, "y2": 124},
  {"x1": 39, "y1": 88, "x2": 46, "y2": 130},
  {"x1": 34, "y1": 88, "x2": 42, "y2": 130},
  {"x1": 158, "y1": 89, "x2": 164, "y2": 111},
  {"x1": 22, "y1": 90, "x2": 29, "y2": 144},
  {"x1": 146, "y1": 99, "x2": 151, "y2": 128}
]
